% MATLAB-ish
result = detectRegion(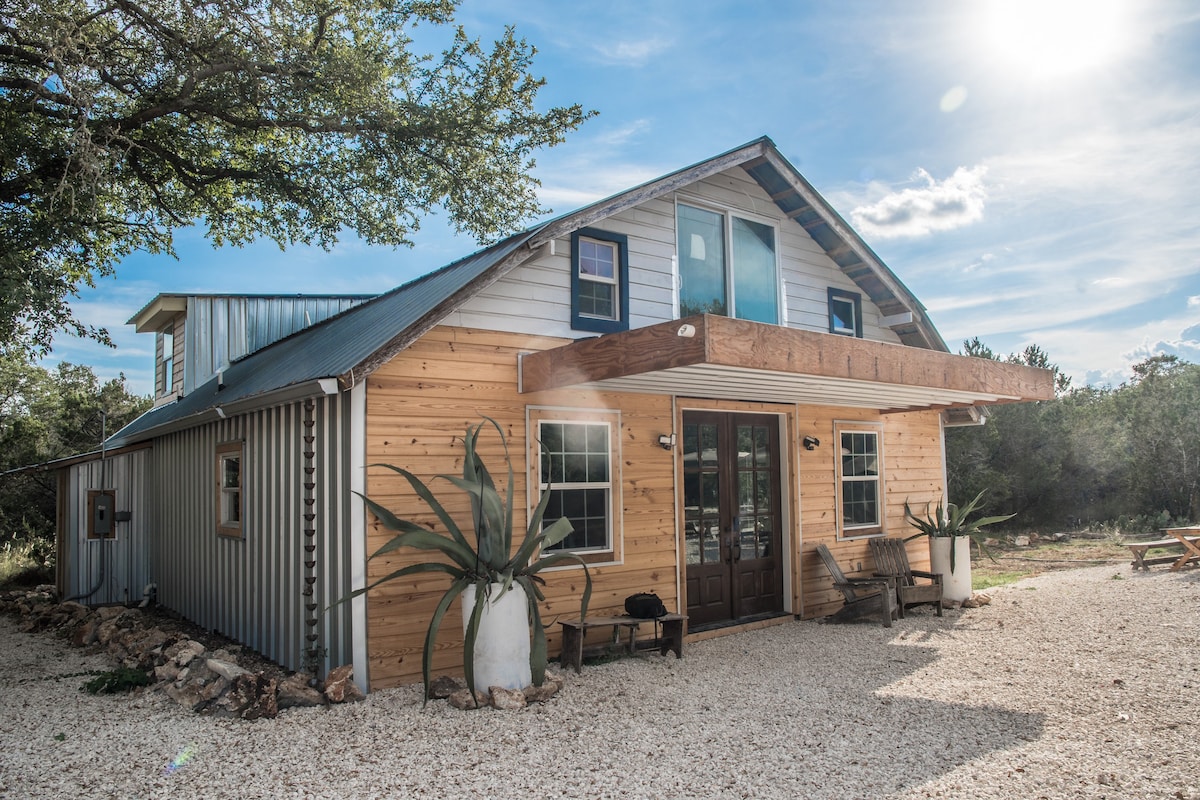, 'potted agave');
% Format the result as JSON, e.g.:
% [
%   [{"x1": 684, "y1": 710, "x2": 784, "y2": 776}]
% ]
[
  {"x1": 347, "y1": 417, "x2": 591, "y2": 701},
  {"x1": 904, "y1": 490, "x2": 1014, "y2": 603}
]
